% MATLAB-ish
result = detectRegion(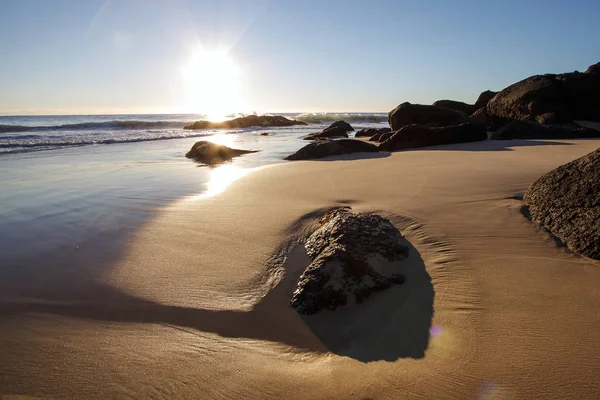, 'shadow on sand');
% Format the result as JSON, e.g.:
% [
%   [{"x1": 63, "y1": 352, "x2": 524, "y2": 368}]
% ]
[
  {"x1": 0, "y1": 227, "x2": 433, "y2": 364},
  {"x1": 414, "y1": 139, "x2": 574, "y2": 152}
]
